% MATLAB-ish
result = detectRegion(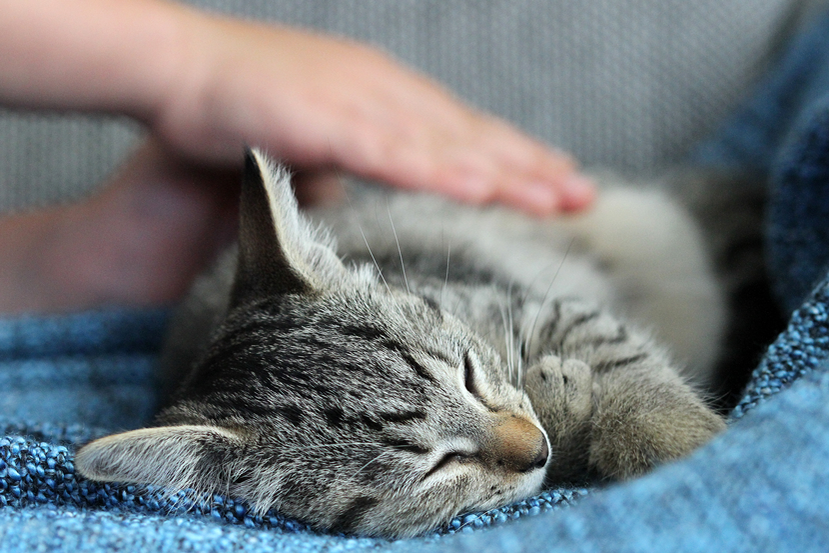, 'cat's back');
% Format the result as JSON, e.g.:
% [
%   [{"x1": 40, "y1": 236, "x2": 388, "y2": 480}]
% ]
[
  {"x1": 163, "y1": 175, "x2": 725, "y2": 392},
  {"x1": 315, "y1": 176, "x2": 724, "y2": 381}
]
